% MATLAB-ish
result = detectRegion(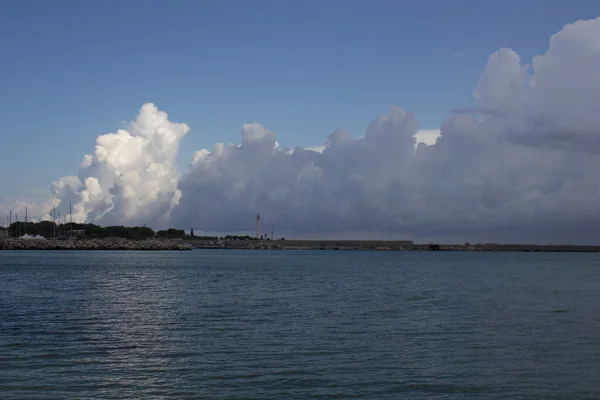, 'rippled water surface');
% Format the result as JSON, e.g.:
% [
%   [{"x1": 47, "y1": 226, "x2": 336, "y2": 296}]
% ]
[{"x1": 1, "y1": 250, "x2": 600, "y2": 399}]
